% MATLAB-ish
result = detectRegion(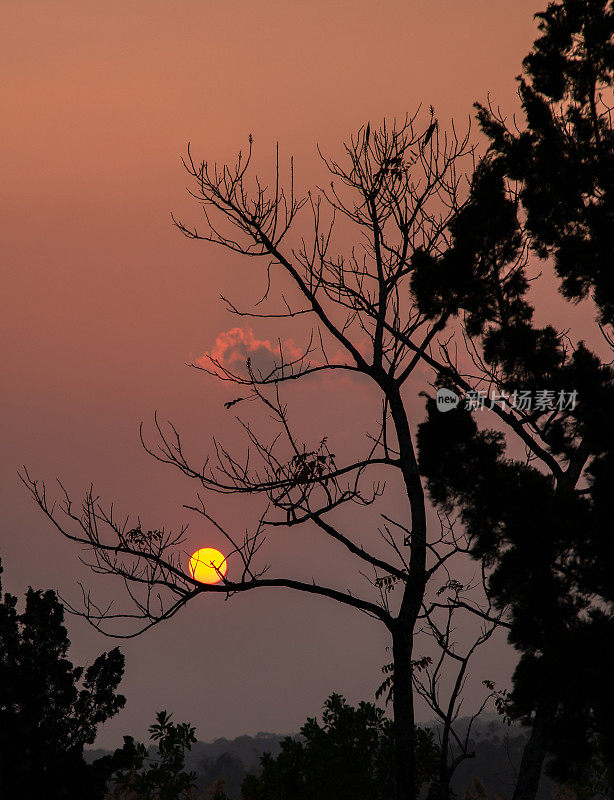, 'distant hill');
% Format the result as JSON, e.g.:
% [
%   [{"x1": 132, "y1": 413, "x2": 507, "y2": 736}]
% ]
[
  {"x1": 87, "y1": 716, "x2": 554, "y2": 799},
  {"x1": 185, "y1": 732, "x2": 287, "y2": 798}
]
